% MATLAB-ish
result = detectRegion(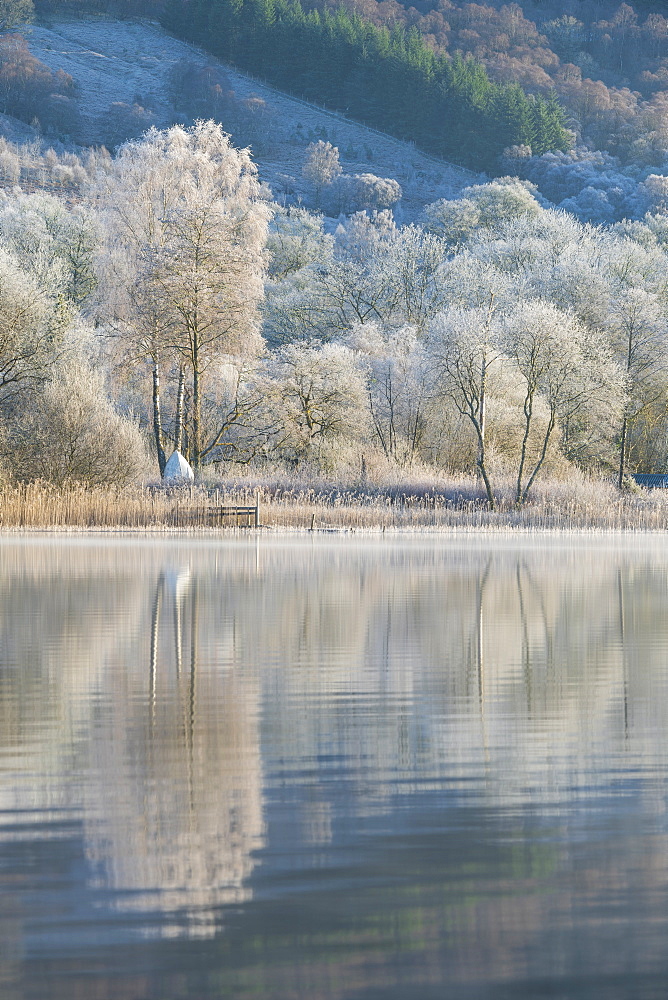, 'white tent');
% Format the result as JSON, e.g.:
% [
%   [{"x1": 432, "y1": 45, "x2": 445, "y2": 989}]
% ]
[{"x1": 162, "y1": 450, "x2": 194, "y2": 483}]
